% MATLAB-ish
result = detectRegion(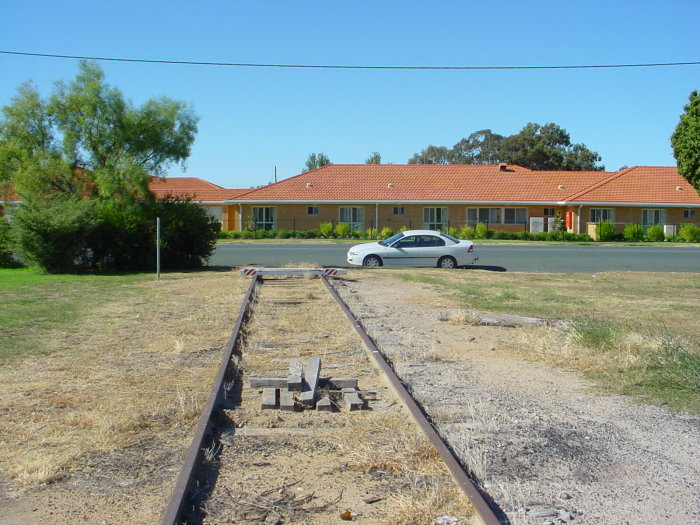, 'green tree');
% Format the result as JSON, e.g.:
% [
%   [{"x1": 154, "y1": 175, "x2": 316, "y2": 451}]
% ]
[
  {"x1": 498, "y1": 123, "x2": 604, "y2": 171},
  {"x1": 365, "y1": 152, "x2": 381, "y2": 164},
  {"x1": 407, "y1": 145, "x2": 450, "y2": 164},
  {"x1": 304, "y1": 152, "x2": 331, "y2": 172},
  {"x1": 449, "y1": 129, "x2": 504, "y2": 164},
  {"x1": 409, "y1": 123, "x2": 604, "y2": 170},
  {"x1": 0, "y1": 61, "x2": 215, "y2": 272},
  {"x1": 0, "y1": 61, "x2": 198, "y2": 202},
  {"x1": 671, "y1": 90, "x2": 700, "y2": 192}
]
